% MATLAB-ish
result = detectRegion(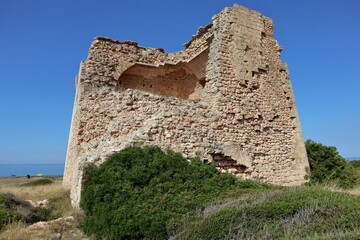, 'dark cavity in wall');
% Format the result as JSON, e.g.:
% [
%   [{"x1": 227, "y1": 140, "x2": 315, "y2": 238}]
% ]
[
  {"x1": 116, "y1": 49, "x2": 209, "y2": 100},
  {"x1": 211, "y1": 153, "x2": 248, "y2": 173}
]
